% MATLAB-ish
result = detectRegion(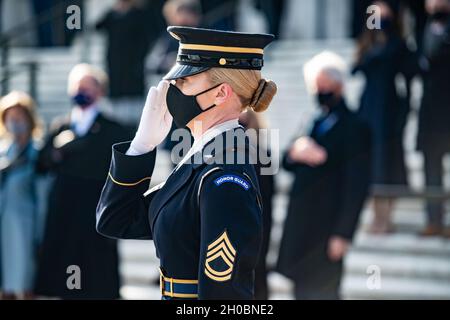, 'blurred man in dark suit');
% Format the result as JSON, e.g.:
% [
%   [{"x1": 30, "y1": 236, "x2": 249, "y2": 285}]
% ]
[
  {"x1": 277, "y1": 52, "x2": 371, "y2": 300},
  {"x1": 34, "y1": 64, "x2": 131, "y2": 299},
  {"x1": 96, "y1": 0, "x2": 157, "y2": 124},
  {"x1": 200, "y1": 0, "x2": 238, "y2": 30},
  {"x1": 255, "y1": 0, "x2": 286, "y2": 39}
]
